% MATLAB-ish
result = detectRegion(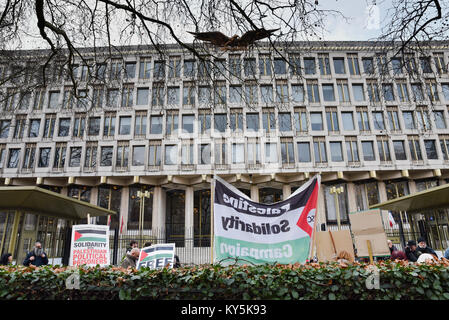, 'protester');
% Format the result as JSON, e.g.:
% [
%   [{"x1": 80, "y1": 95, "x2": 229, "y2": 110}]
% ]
[
  {"x1": 416, "y1": 237, "x2": 438, "y2": 259},
  {"x1": 417, "y1": 253, "x2": 437, "y2": 264},
  {"x1": 335, "y1": 250, "x2": 352, "y2": 264},
  {"x1": 0, "y1": 253, "x2": 12, "y2": 265},
  {"x1": 174, "y1": 254, "x2": 181, "y2": 268},
  {"x1": 390, "y1": 250, "x2": 407, "y2": 261},
  {"x1": 23, "y1": 241, "x2": 48, "y2": 266},
  {"x1": 387, "y1": 240, "x2": 398, "y2": 254},
  {"x1": 121, "y1": 248, "x2": 140, "y2": 269},
  {"x1": 404, "y1": 240, "x2": 420, "y2": 262},
  {"x1": 127, "y1": 240, "x2": 139, "y2": 253}
]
